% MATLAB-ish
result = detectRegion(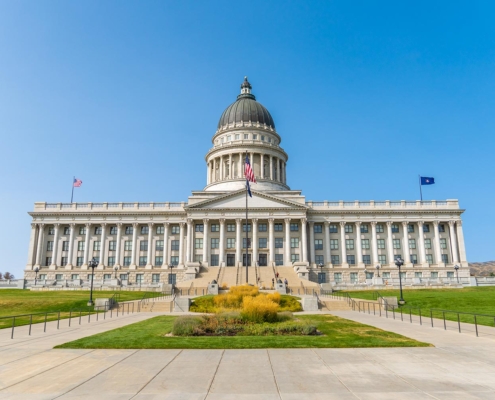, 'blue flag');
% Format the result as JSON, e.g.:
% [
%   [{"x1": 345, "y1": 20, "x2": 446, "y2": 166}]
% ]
[{"x1": 420, "y1": 177, "x2": 435, "y2": 185}]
